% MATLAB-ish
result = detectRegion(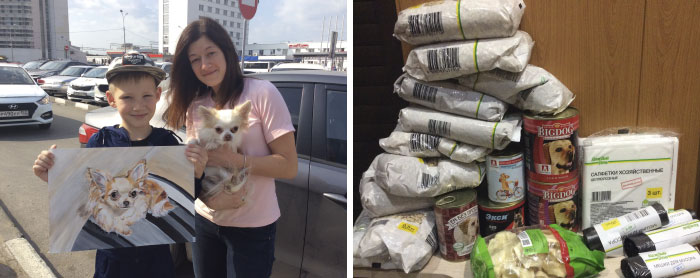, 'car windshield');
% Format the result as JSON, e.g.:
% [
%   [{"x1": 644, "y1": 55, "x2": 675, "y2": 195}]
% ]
[
  {"x1": 83, "y1": 67, "x2": 107, "y2": 78},
  {"x1": 22, "y1": 61, "x2": 44, "y2": 70},
  {"x1": 244, "y1": 63, "x2": 270, "y2": 69},
  {"x1": 39, "y1": 61, "x2": 69, "y2": 70},
  {"x1": 0, "y1": 67, "x2": 35, "y2": 85},
  {"x1": 59, "y1": 67, "x2": 88, "y2": 76}
]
